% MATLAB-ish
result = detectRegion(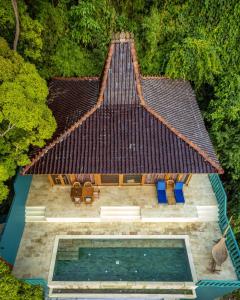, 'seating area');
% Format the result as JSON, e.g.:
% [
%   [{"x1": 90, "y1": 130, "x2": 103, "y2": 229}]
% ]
[
  {"x1": 69, "y1": 179, "x2": 185, "y2": 207},
  {"x1": 70, "y1": 181, "x2": 99, "y2": 206},
  {"x1": 156, "y1": 180, "x2": 185, "y2": 205}
]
